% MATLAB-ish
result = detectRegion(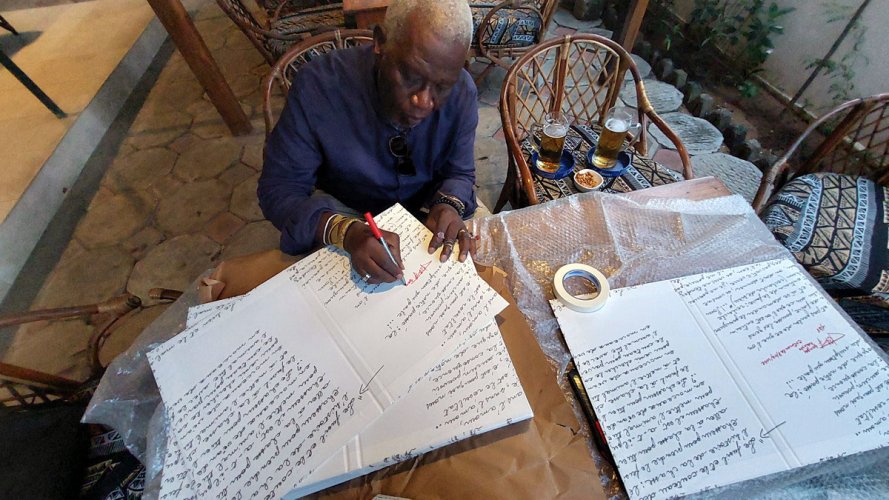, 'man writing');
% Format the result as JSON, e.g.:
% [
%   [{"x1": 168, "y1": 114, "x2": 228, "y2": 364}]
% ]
[{"x1": 259, "y1": 0, "x2": 478, "y2": 284}]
